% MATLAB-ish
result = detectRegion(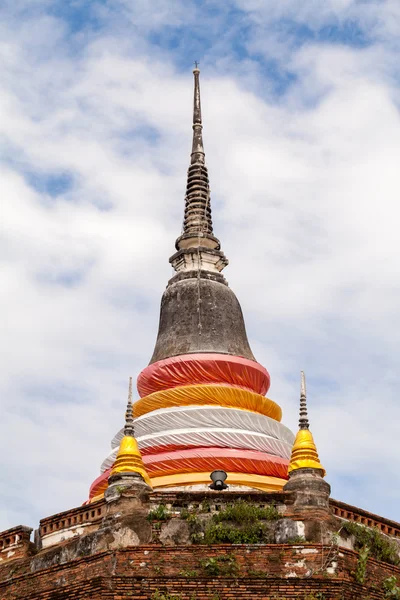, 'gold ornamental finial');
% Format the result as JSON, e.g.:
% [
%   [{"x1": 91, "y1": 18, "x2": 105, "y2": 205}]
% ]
[
  {"x1": 110, "y1": 378, "x2": 152, "y2": 486},
  {"x1": 288, "y1": 372, "x2": 326, "y2": 476}
]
